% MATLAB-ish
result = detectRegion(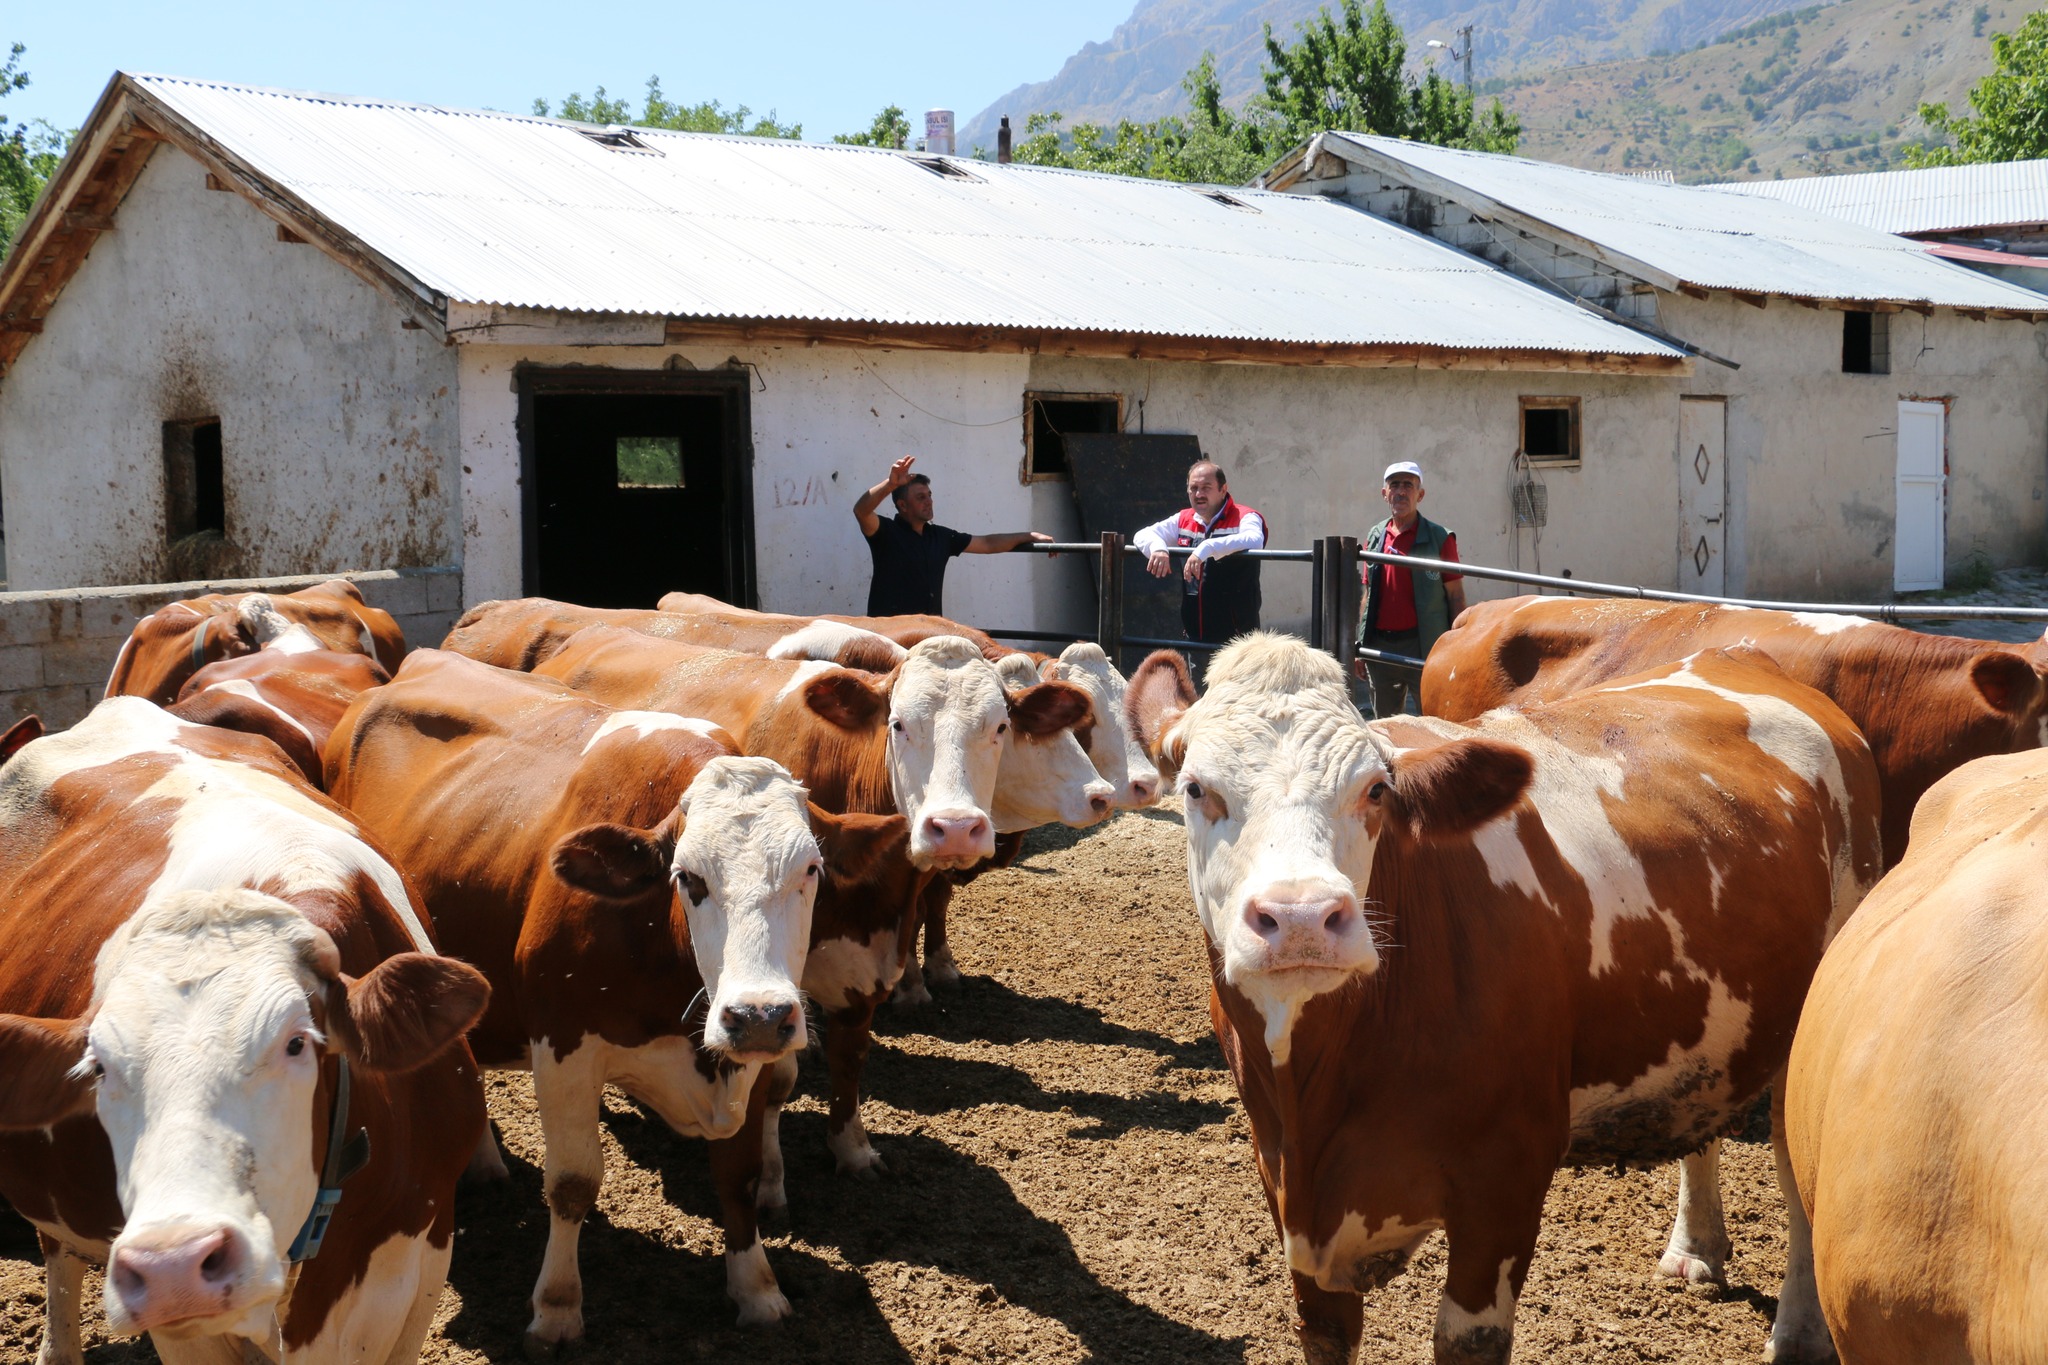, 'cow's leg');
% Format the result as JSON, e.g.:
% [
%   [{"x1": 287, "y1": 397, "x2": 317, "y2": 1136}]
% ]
[
  {"x1": 825, "y1": 999, "x2": 887, "y2": 1176},
  {"x1": 1434, "y1": 1203, "x2": 1541, "y2": 1365},
  {"x1": 756, "y1": 1052, "x2": 799, "y2": 1214},
  {"x1": 921, "y1": 881, "x2": 961, "y2": 987},
  {"x1": 1290, "y1": 1271, "x2": 1364, "y2": 1365},
  {"x1": 892, "y1": 949, "x2": 930, "y2": 1007},
  {"x1": 1765, "y1": 1075, "x2": 1836, "y2": 1363},
  {"x1": 1658, "y1": 1138, "x2": 1731, "y2": 1285},
  {"x1": 525, "y1": 1038, "x2": 606, "y2": 1354},
  {"x1": 709, "y1": 1073, "x2": 791, "y2": 1325},
  {"x1": 35, "y1": 1234, "x2": 85, "y2": 1365}
]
